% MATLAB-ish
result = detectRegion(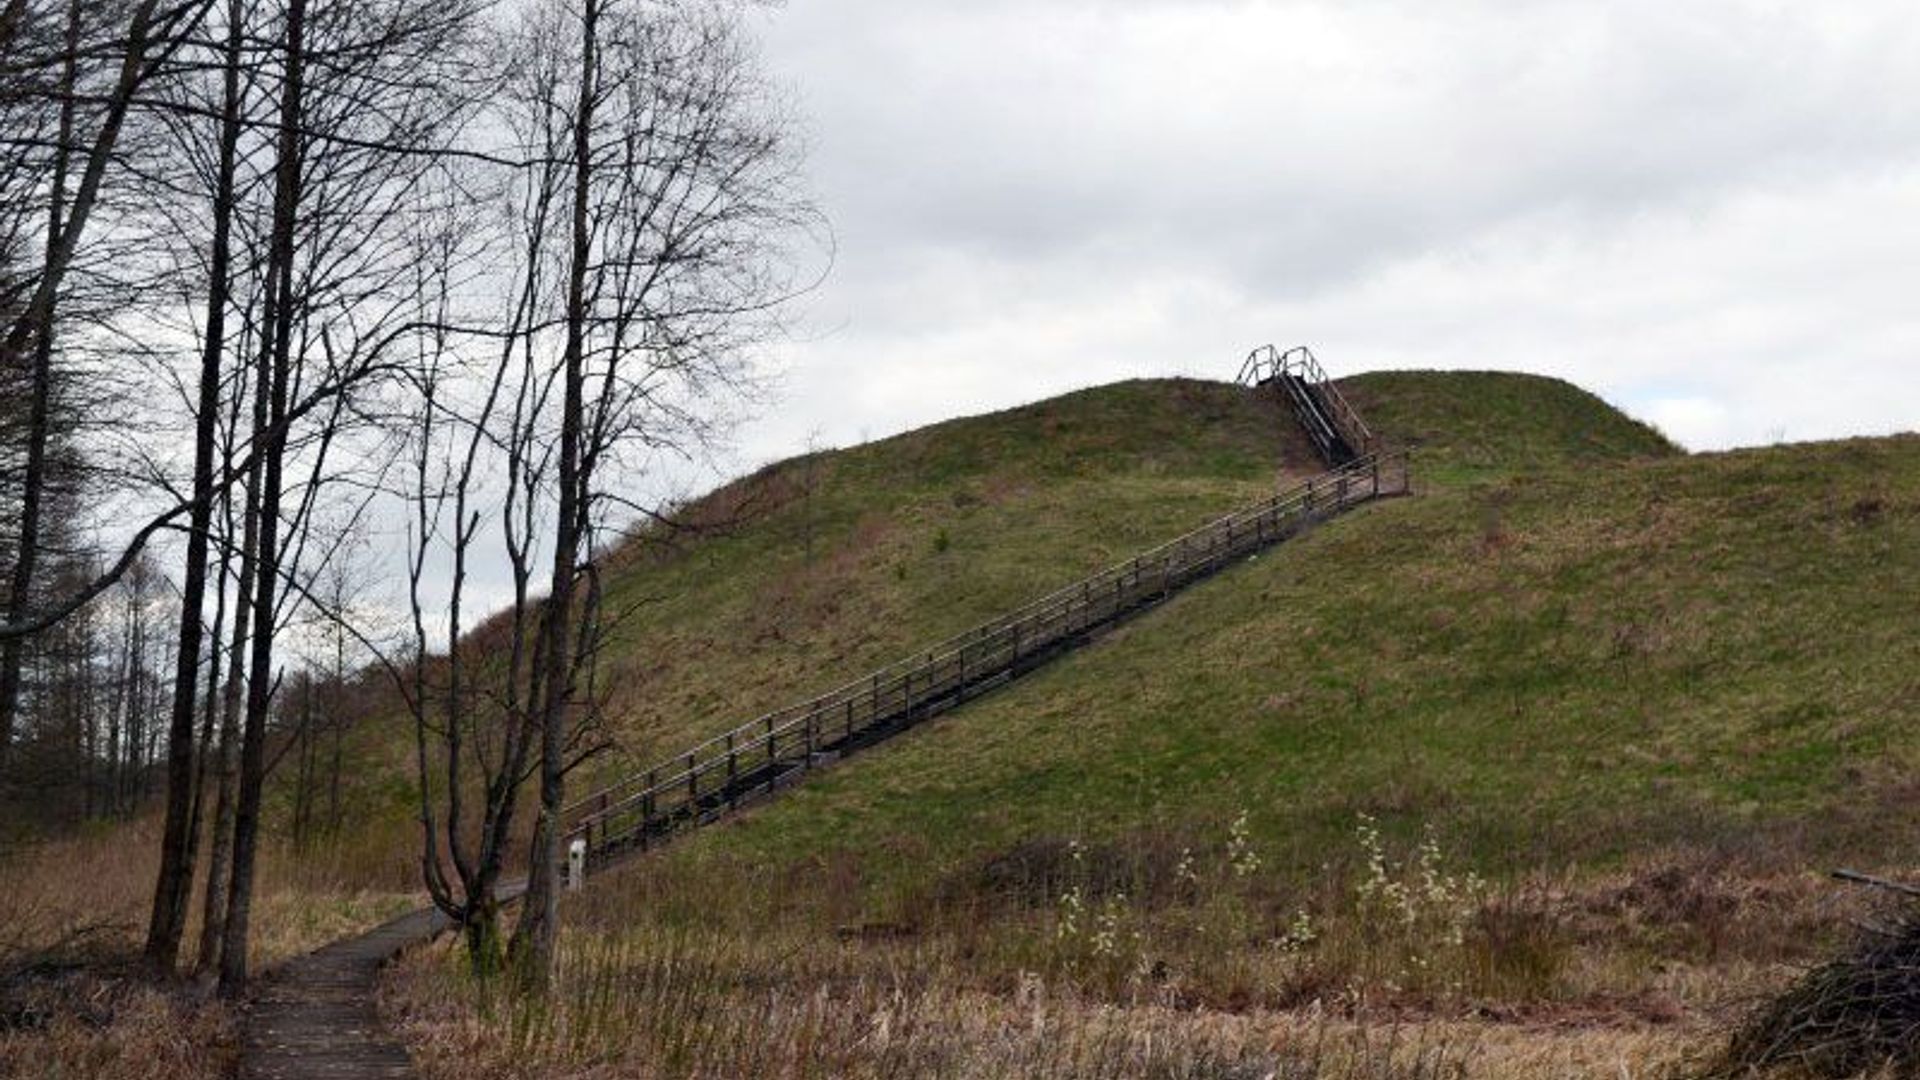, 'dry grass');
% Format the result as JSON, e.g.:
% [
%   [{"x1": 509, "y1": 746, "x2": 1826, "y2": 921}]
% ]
[
  {"x1": 388, "y1": 923, "x2": 1700, "y2": 1080},
  {"x1": 374, "y1": 817, "x2": 1870, "y2": 1079},
  {"x1": 0, "y1": 811, "x2": 424, "y2": 1075},
  {"x1": 383, "y1": 918, "x2": 1708, "y2": 1080},
  {"x1": 0, "y1": 812, "x2": 421, "y2": 974},
  {"x1": 0, "y1": 972, "x2": 234, "y2": 1080}
]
